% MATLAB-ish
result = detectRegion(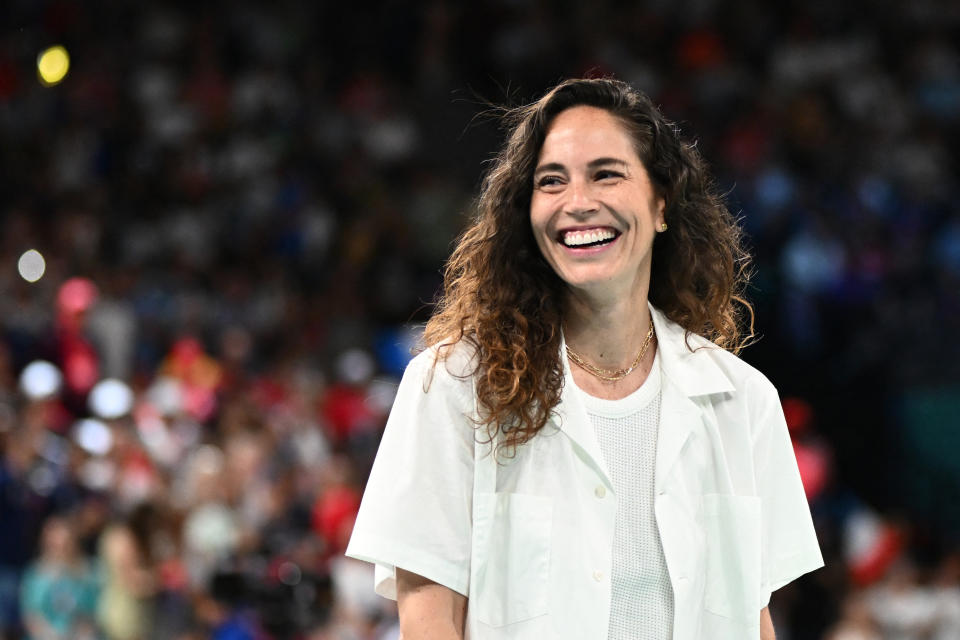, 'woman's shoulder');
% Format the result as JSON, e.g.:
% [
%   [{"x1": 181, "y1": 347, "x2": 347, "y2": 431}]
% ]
[
  {"x1": 690, "y1": 332, "x2": 778, "y2": 396},
  {"x1": 403, "y1": 338, "x2": 480, "y2": 395},
  {"x1": 654, "y1": 309, "x2": 777, "y2": 399},
  {"x1": 385, "y1": 340, "x2": 480, "y2": 434},
  {"x1": 694, "y1": 333, "x2": 770, "y2": 381}
]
